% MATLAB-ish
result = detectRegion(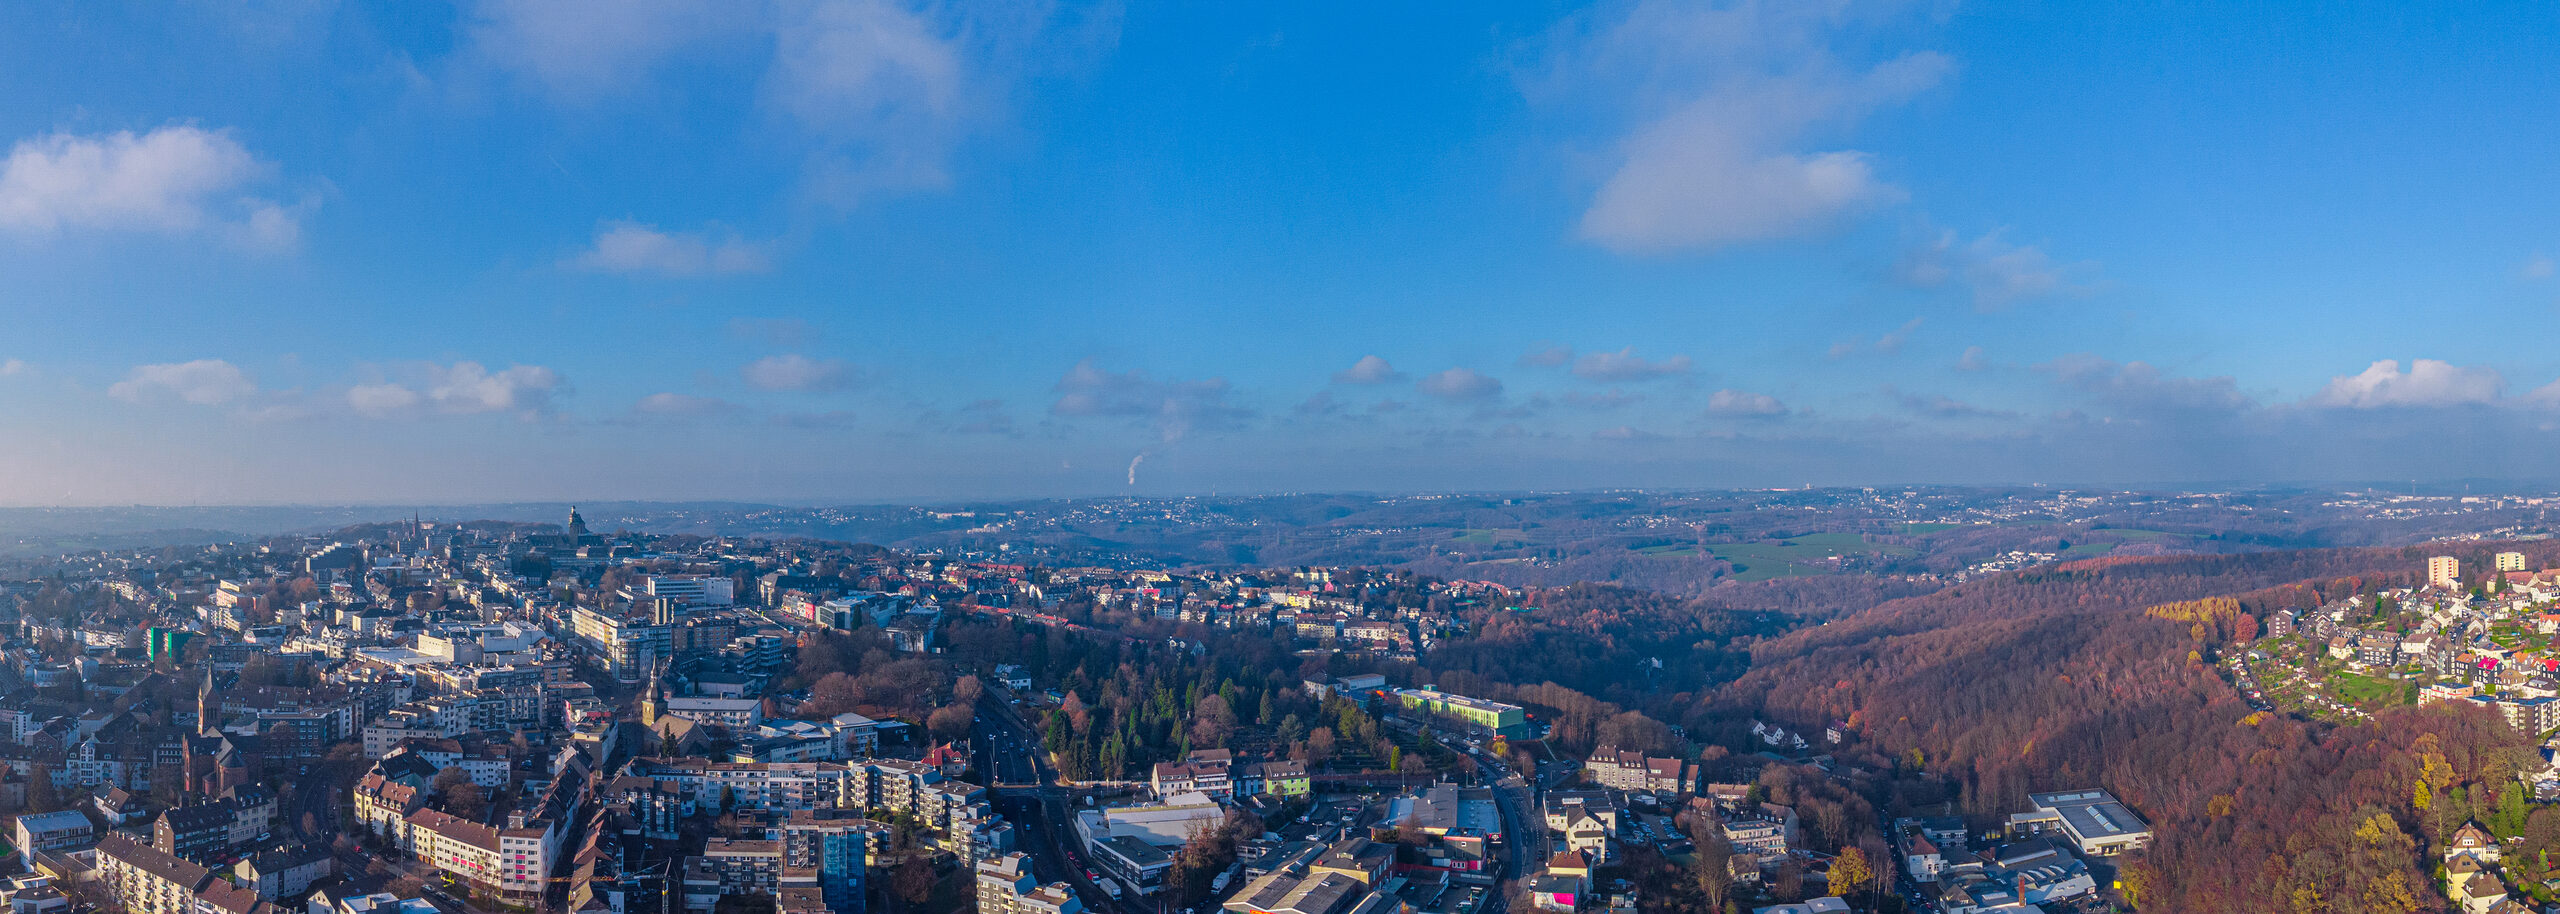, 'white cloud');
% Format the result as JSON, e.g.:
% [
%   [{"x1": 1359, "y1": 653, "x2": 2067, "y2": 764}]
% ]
[
  {"x1": 570, "y1": 221, "x2": 771, "y2": 275},
  {"x1": 109, "y1": 360, "x2": 257, "y2": 406},
  {"x1": 0, "y1": 126, "x2": 306, "y2": 248},
  {"x1": 1584, "y1": 136, "x2": 1898, "y2": 252},
  {"x1": 0, "y1": 358, "x2": 27, "y2": 377},
  {"x1": 1706, "y1": 388, "x2": 1787, "y2": 417},
  {"x1": 427, "y1": 362, "x2": 562, "y2": 414},
  {"x1": 1897, "y1": 228, "x2": 2096, "y2": 309},
  {"x1": 2525, "y1": 254, "x2": 2556, "y2": 280},
  {"x1": 348, "y1": 362, "x2": 565, "y2": 418},
  {"x1": 1572, "y1": 347, "x2": 1692, "y2": 382},
  {"x1": 743, "y1": 354, "x2": 854, "y2": 392},
  {"x1": 1538, "y1": 1, "x2": 1954, "y2": 252},
  {"x1": 1332, "y1": 355, "x2": 1405, "y2": 385},
  {"x1": 1417, "y1": 368, "x2": 1503, "y2": 400},
  {"x1": 1956, "y1": 345, "x2": 1988, "y2": 371},
  {"x1": 345, "y1": 383, "x2": 423, "y2": 416},
  {"x1": 2309, "y1": 359, "x2": 2503, "y2": 409}
]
